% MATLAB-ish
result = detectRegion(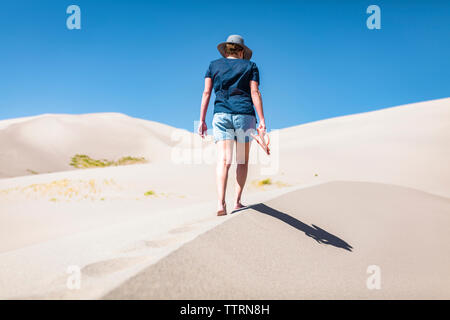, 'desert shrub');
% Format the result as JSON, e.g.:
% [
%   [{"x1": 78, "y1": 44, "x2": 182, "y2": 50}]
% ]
[
  {"x1": 258, "y1": 178, "x2": 272, "y2": 186},
  {"x1": 70, "y1": 154, "x2": 147, "y2": 169}
]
